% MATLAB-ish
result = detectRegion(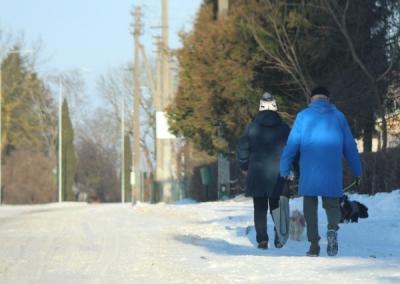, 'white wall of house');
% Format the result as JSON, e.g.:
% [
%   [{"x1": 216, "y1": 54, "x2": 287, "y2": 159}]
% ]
[{"x1": 356, "y1": 110, "x2": 400, "y2": 153}]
